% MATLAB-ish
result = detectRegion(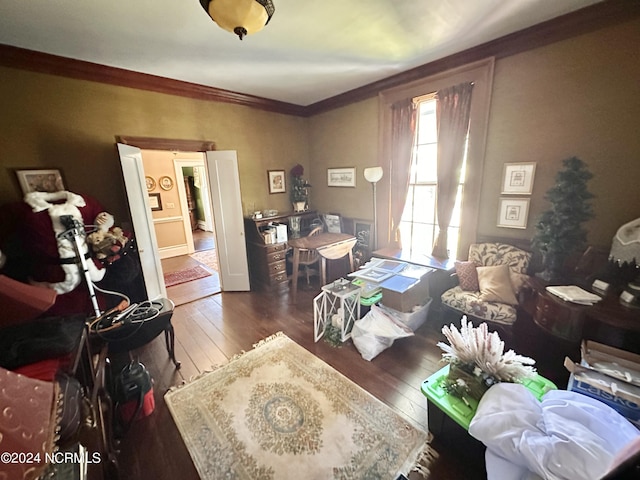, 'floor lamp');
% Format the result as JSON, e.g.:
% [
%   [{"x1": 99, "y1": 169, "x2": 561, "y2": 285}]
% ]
[{"x1": 363, "y1": 167, "x2": 383, "y2": 252}]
